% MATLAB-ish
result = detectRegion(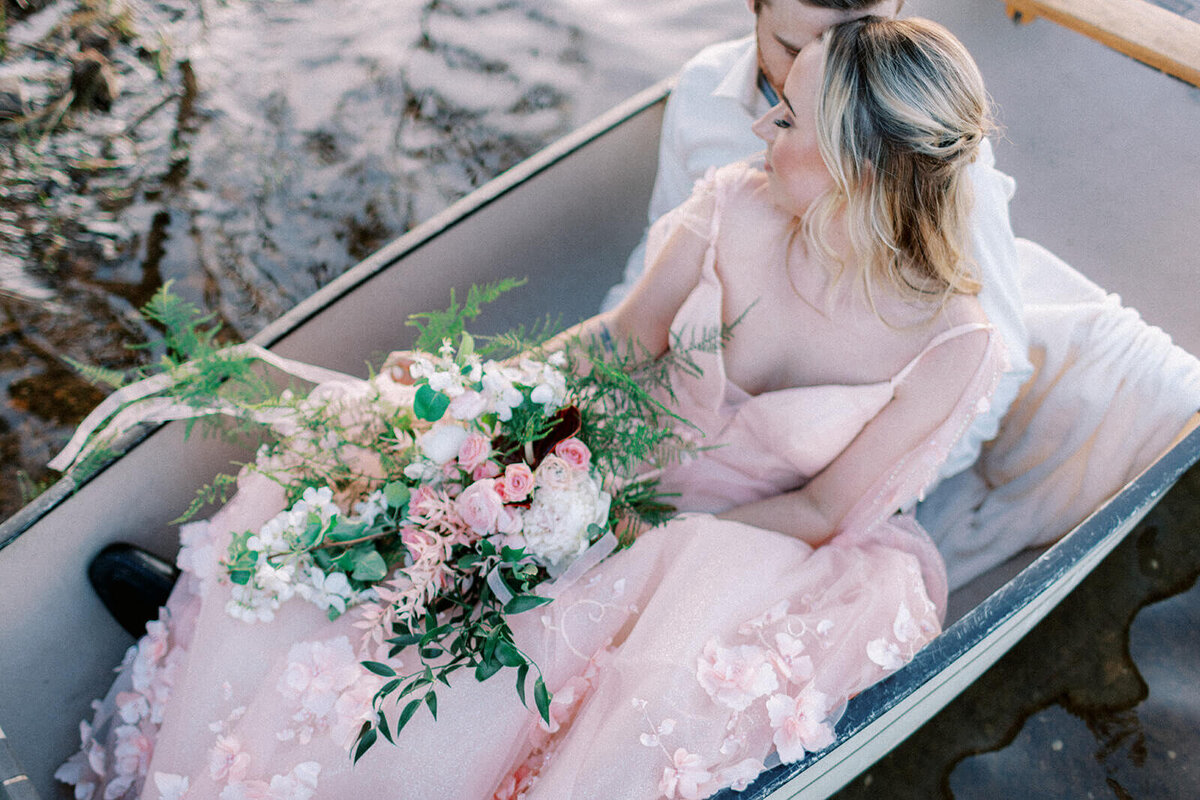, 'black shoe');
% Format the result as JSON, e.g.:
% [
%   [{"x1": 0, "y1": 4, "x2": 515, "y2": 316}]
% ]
[{"x1": 88, "y1": 543, "x2": 180, "y2": 637}]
